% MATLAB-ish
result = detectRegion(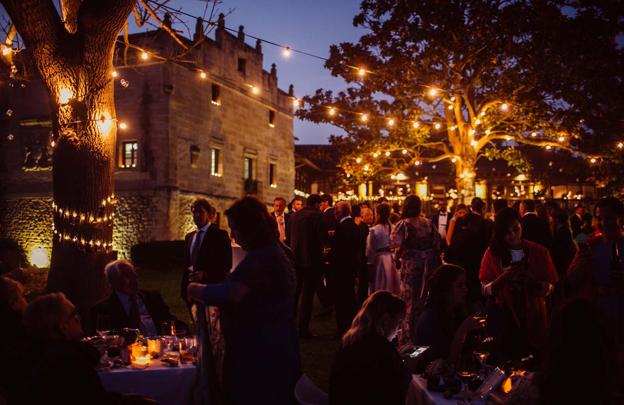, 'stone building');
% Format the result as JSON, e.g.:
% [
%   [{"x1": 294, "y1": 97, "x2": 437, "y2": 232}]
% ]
[{"x1": 0, "y1": 14, "x2": 295, "y2": 264}]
